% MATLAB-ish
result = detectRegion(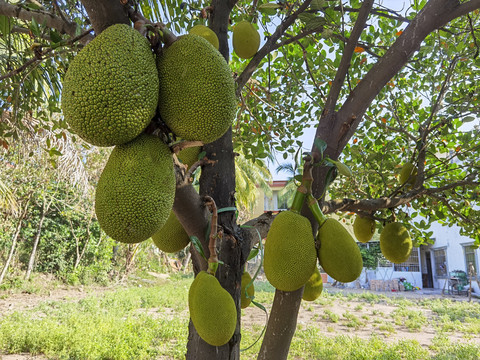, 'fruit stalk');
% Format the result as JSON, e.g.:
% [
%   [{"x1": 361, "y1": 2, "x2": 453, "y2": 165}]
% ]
[
  {"x1": 204, "y1": 196, "x2": 221, "y2": 275},
  {"x1": 306, "y1": 194, "x2": 328, "y2": 228},
  {"x1": 290, "y1": 155, "x2": 314, "y2": 213}
]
